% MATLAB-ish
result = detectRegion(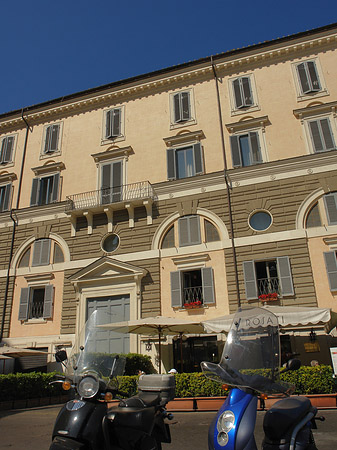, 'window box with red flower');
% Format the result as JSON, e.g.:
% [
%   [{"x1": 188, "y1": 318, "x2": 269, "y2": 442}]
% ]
[
  {"x1": 184, "y1": 300, "x2": 202, "y2": 309},
  {"x1": 258, "y1": 293, "x2": 278, "y2": 302}
]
